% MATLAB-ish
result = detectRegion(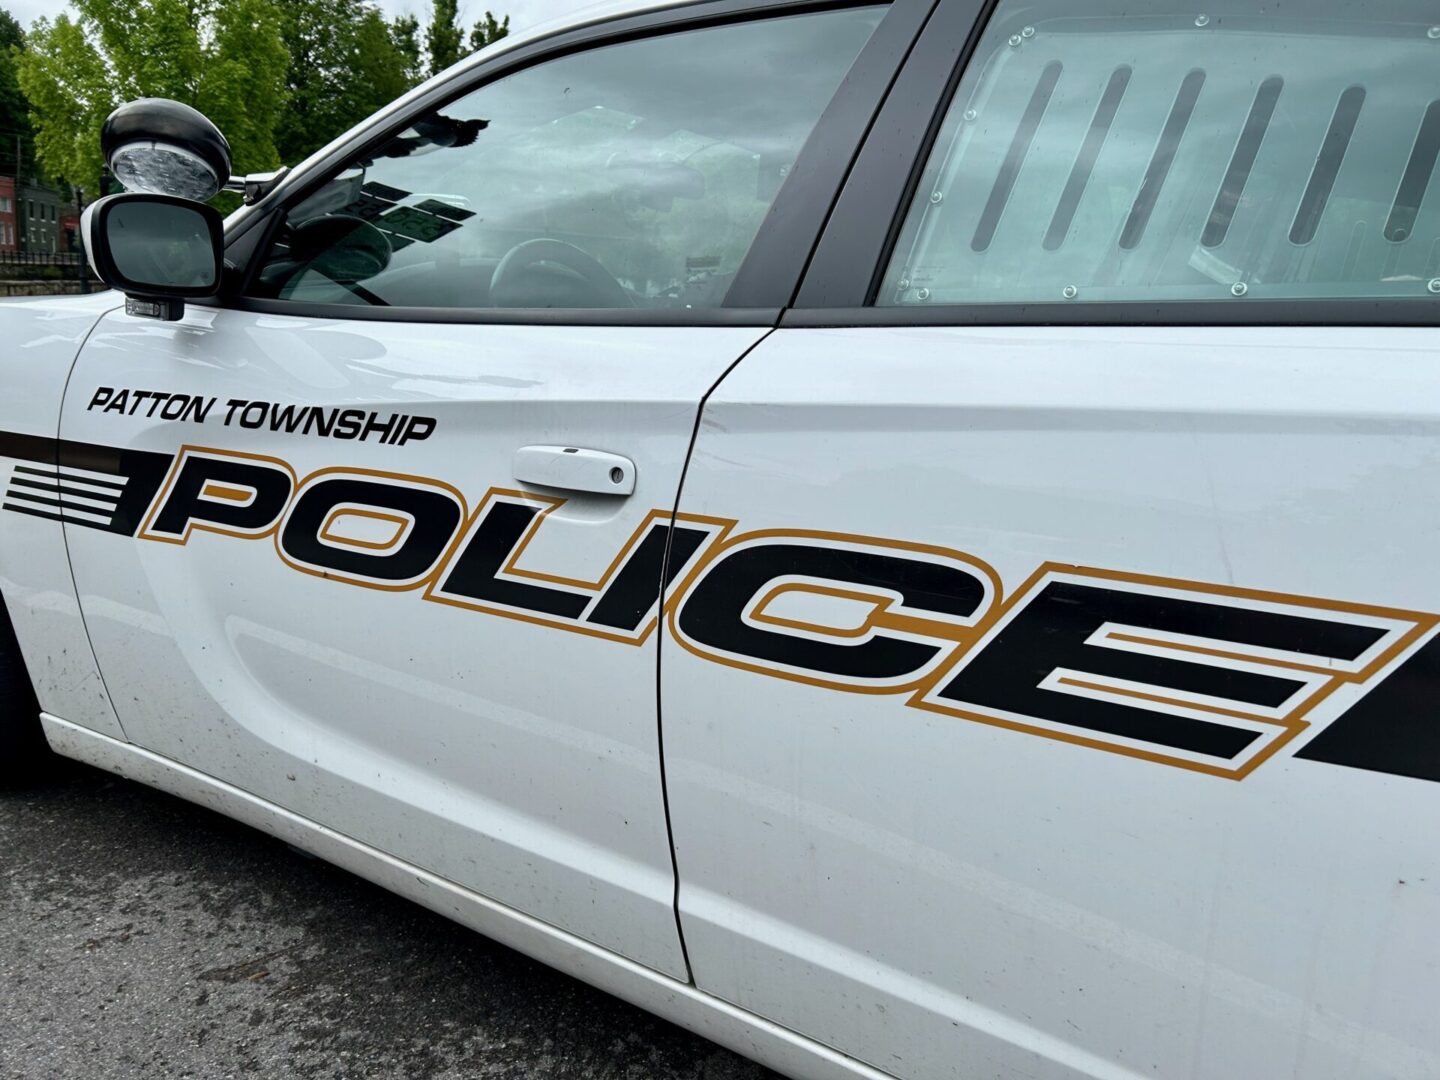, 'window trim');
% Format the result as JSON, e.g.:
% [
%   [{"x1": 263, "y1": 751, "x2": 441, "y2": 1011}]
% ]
[
  {"x1": 794, "y1": 0, "x2": 1440, "y2": 327},
  {"x1": 221, "y1": 296, "x2": 781, "y2": 327},
  {"x1": 217, "y1": 0, "x2": 937, "y2": 326},
  {"x1": 781, "y1": 298, "x2": 1440, "y2": 328}
]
